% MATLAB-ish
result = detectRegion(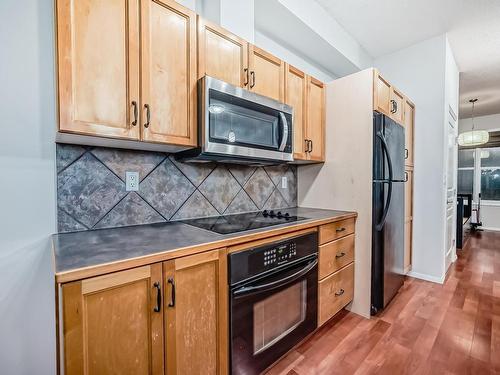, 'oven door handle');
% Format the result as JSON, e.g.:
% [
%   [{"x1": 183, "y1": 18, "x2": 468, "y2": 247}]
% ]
[
  {"x1": 278, "y1": 112, "x2": 289, "y2": 152},
  {"x1": 233, "y1": 258, "x2": 317, "y2": 298}
]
